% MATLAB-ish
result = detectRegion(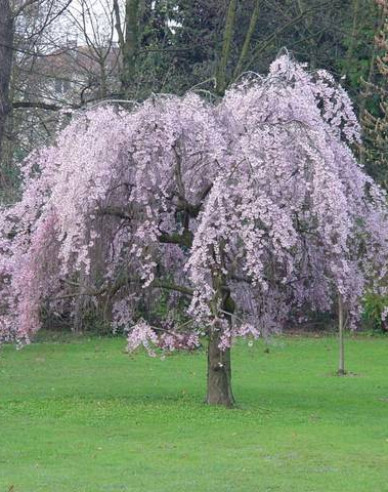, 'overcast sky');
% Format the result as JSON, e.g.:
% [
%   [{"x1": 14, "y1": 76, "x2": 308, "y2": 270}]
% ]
[{"x1": 66, "y1": 0, "x2": 119, "y2": 45}]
